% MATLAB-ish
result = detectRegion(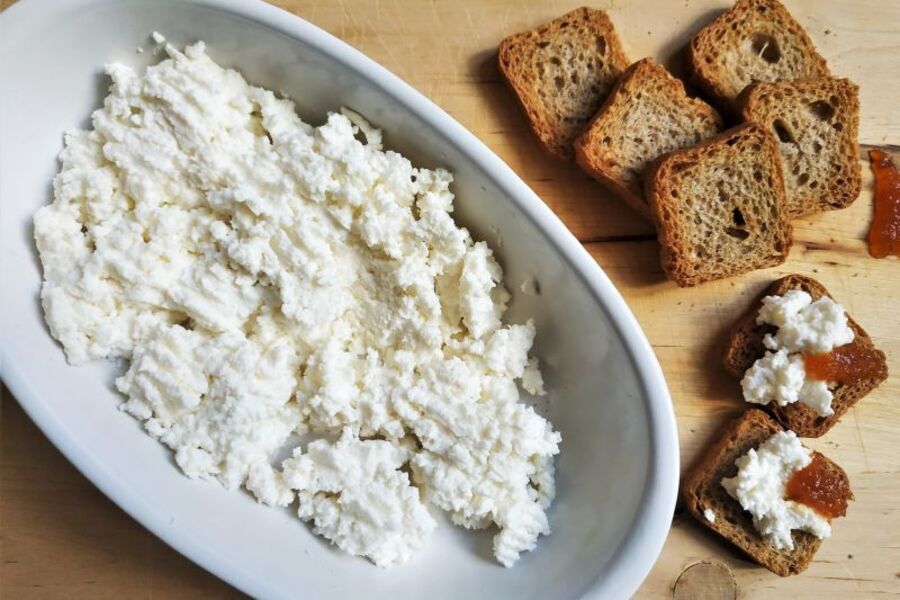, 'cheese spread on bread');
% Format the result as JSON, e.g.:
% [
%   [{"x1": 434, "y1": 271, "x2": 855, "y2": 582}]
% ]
[
  {"x1": 721, "y1": 431, "x2": 830, "y2": 550},
  {"x1": 741, "y1": 290, "x2": 853, "y2": 416}
]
